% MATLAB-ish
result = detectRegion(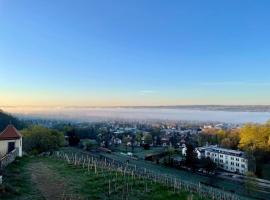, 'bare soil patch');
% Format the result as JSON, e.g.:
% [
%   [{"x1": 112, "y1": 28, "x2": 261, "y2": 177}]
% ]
[{"x1": 29, "y1": 162, "x2": 66, "y2": 200}]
